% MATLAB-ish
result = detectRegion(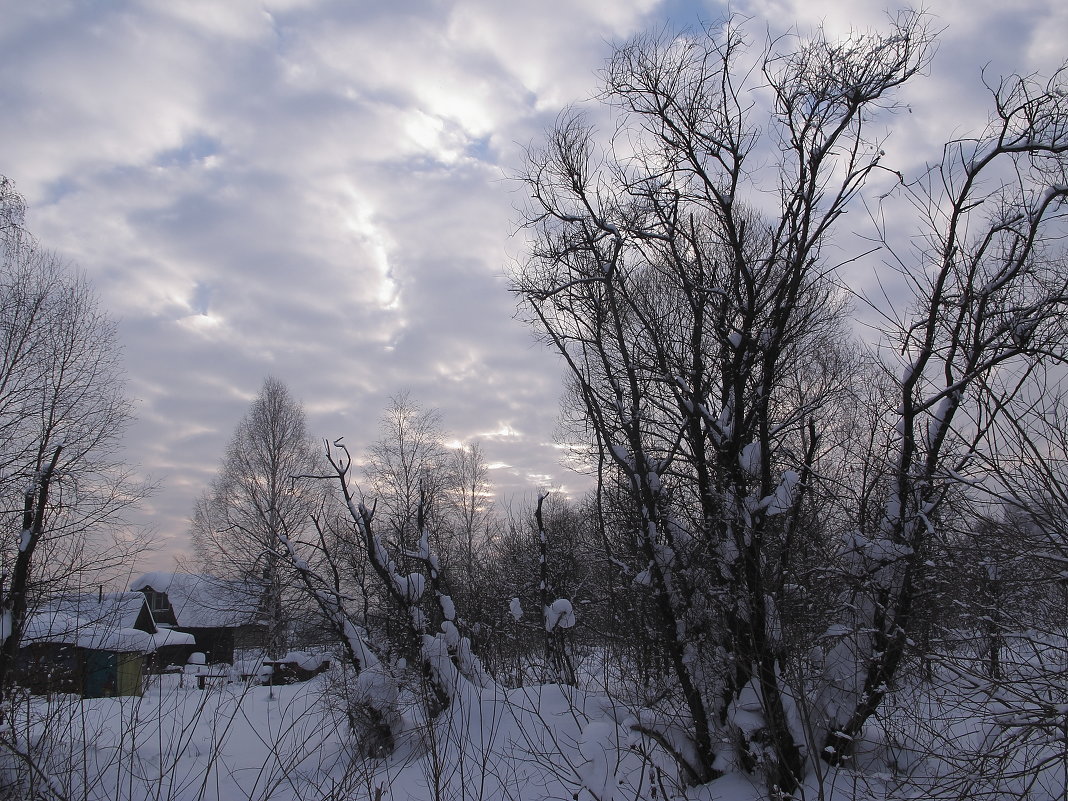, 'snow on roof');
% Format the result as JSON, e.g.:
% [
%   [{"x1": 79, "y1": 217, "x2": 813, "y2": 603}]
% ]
[
  {"x1": 152, "y1": 628, "x2": 196, "y2": 648},
  {"x1": 129, "y1": 571, "x2": 177, "y2": 593},
  {"x1": 130, "y1": 572, "x2": 260, "y2": 628},
  {"x1": 24, "y1": 613, "x2": 155, "y2": 653},
  {"x1": 36, "y1": 592, "x2": 153, "y2": 633},
  {"x1": 22, "y1": 592, "x2": 156, "y2": 653}
]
